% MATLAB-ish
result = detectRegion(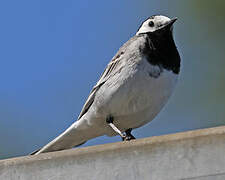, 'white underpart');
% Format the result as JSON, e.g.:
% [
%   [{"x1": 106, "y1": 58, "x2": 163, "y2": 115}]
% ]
[
  {"x1": 98, "y1": 59, "x2": 177, "y2": 136},
  {"x1": 136, "y1": 15, "x2": 171, "y2": 35},
  {"x1": 83, "y1": 57, "x2": 178, "y2": 137}
]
